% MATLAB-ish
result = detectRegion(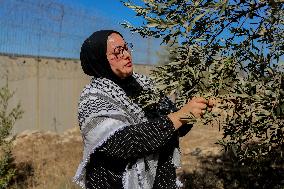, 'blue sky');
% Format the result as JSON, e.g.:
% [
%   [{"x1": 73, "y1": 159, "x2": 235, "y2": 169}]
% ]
[
  {"x1": 79, "y1": 0, "x2": 142, "y2": 23},
  {"x1": 60, "y1": 0, "x2": 284, "y2": 65},
  {"x1": 0, "y1": 0, "x2": 282, "y2": 65},
  {"x1": 65, "y1": 0, "x2": 160, "y2": 64},
  {"x1": 58, "y1": 0, "x2": 143, "y2": 24},
  {"x1": 0, "y1": 0, "x2": 160, "y2": 64}
]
